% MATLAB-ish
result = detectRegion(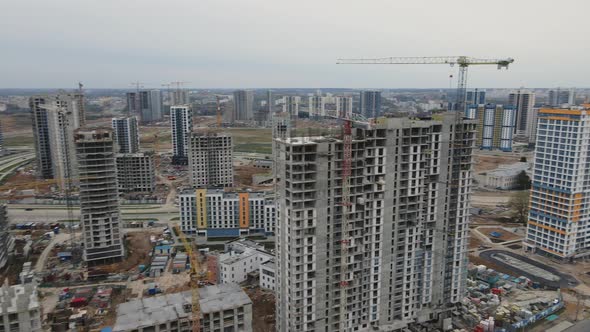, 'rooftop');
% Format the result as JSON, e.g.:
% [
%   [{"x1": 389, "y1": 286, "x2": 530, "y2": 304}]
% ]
[
  {"x1": 0, "y1": 282, "x2": 39, "y2": 315},
  {"x1": 113, "y1": 284, "x2": 251, "y2": 331}
]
